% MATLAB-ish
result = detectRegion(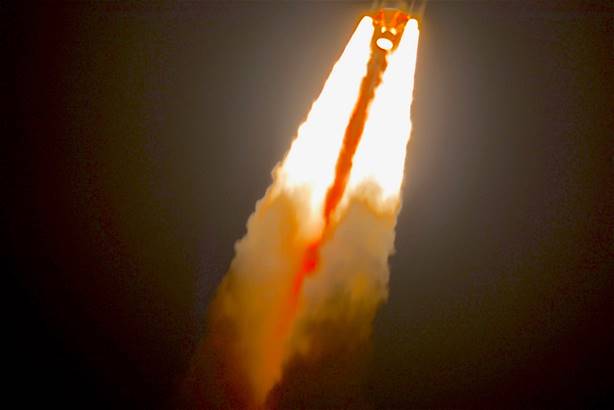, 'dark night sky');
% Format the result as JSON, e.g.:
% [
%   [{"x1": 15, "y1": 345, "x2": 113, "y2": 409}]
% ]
[{"x1": 5, "y1": 1, "x2": 612, "y2": 409}]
